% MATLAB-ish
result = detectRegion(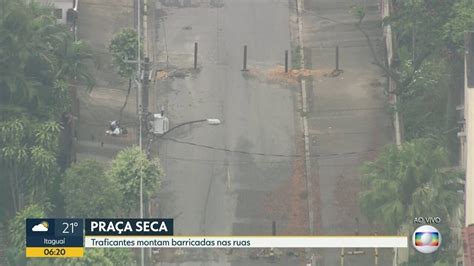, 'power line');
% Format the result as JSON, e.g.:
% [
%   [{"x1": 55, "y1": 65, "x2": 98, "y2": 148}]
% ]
[
  {"x1": 159, "y1": 155, "x2": 291, "y2": 165},
  {"x1": 160, "y1": 136, "x2": 380, "y2": 159},
  {"x1": 159, "y1": 155, "x2": 367, "y2": 166}
]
